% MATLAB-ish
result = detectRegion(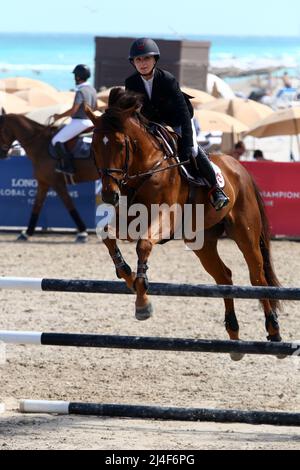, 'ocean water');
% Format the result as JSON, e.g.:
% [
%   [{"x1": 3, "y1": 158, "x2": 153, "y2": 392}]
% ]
[{"x1": 0, "y1": 33, "x2": 300, "y2": 91}]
